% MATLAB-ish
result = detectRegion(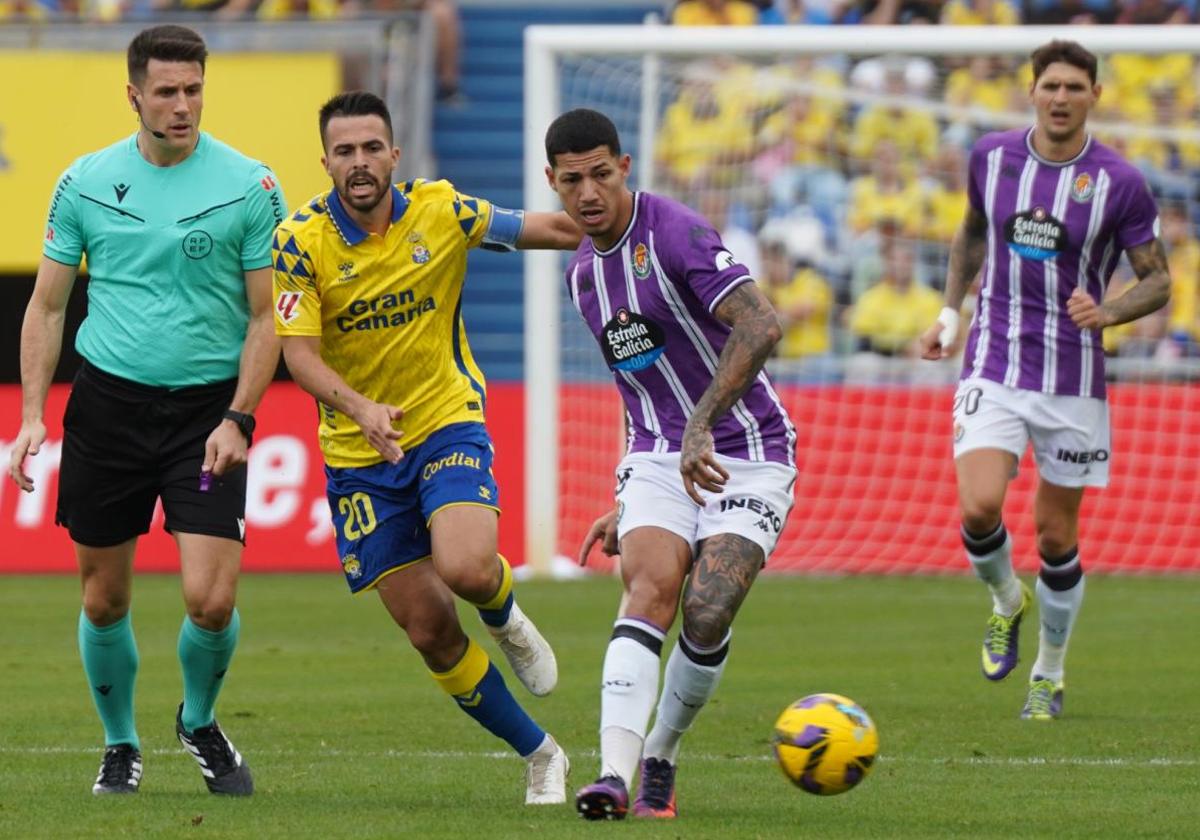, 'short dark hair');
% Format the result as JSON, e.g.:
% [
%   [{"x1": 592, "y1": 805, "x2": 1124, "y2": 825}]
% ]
[
  {"x1": 319, "y1": 91, "x2": 394, "y2": 147},
  {"x1": 1030, "y1": 40, "x2": 1098, "y2": 85},
  {"x1": 127, "y1": 25, "x2": 207, "y2": 86},
  {"x1": 545, "y1": 108, "x2": 621, "y2": 167}
]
